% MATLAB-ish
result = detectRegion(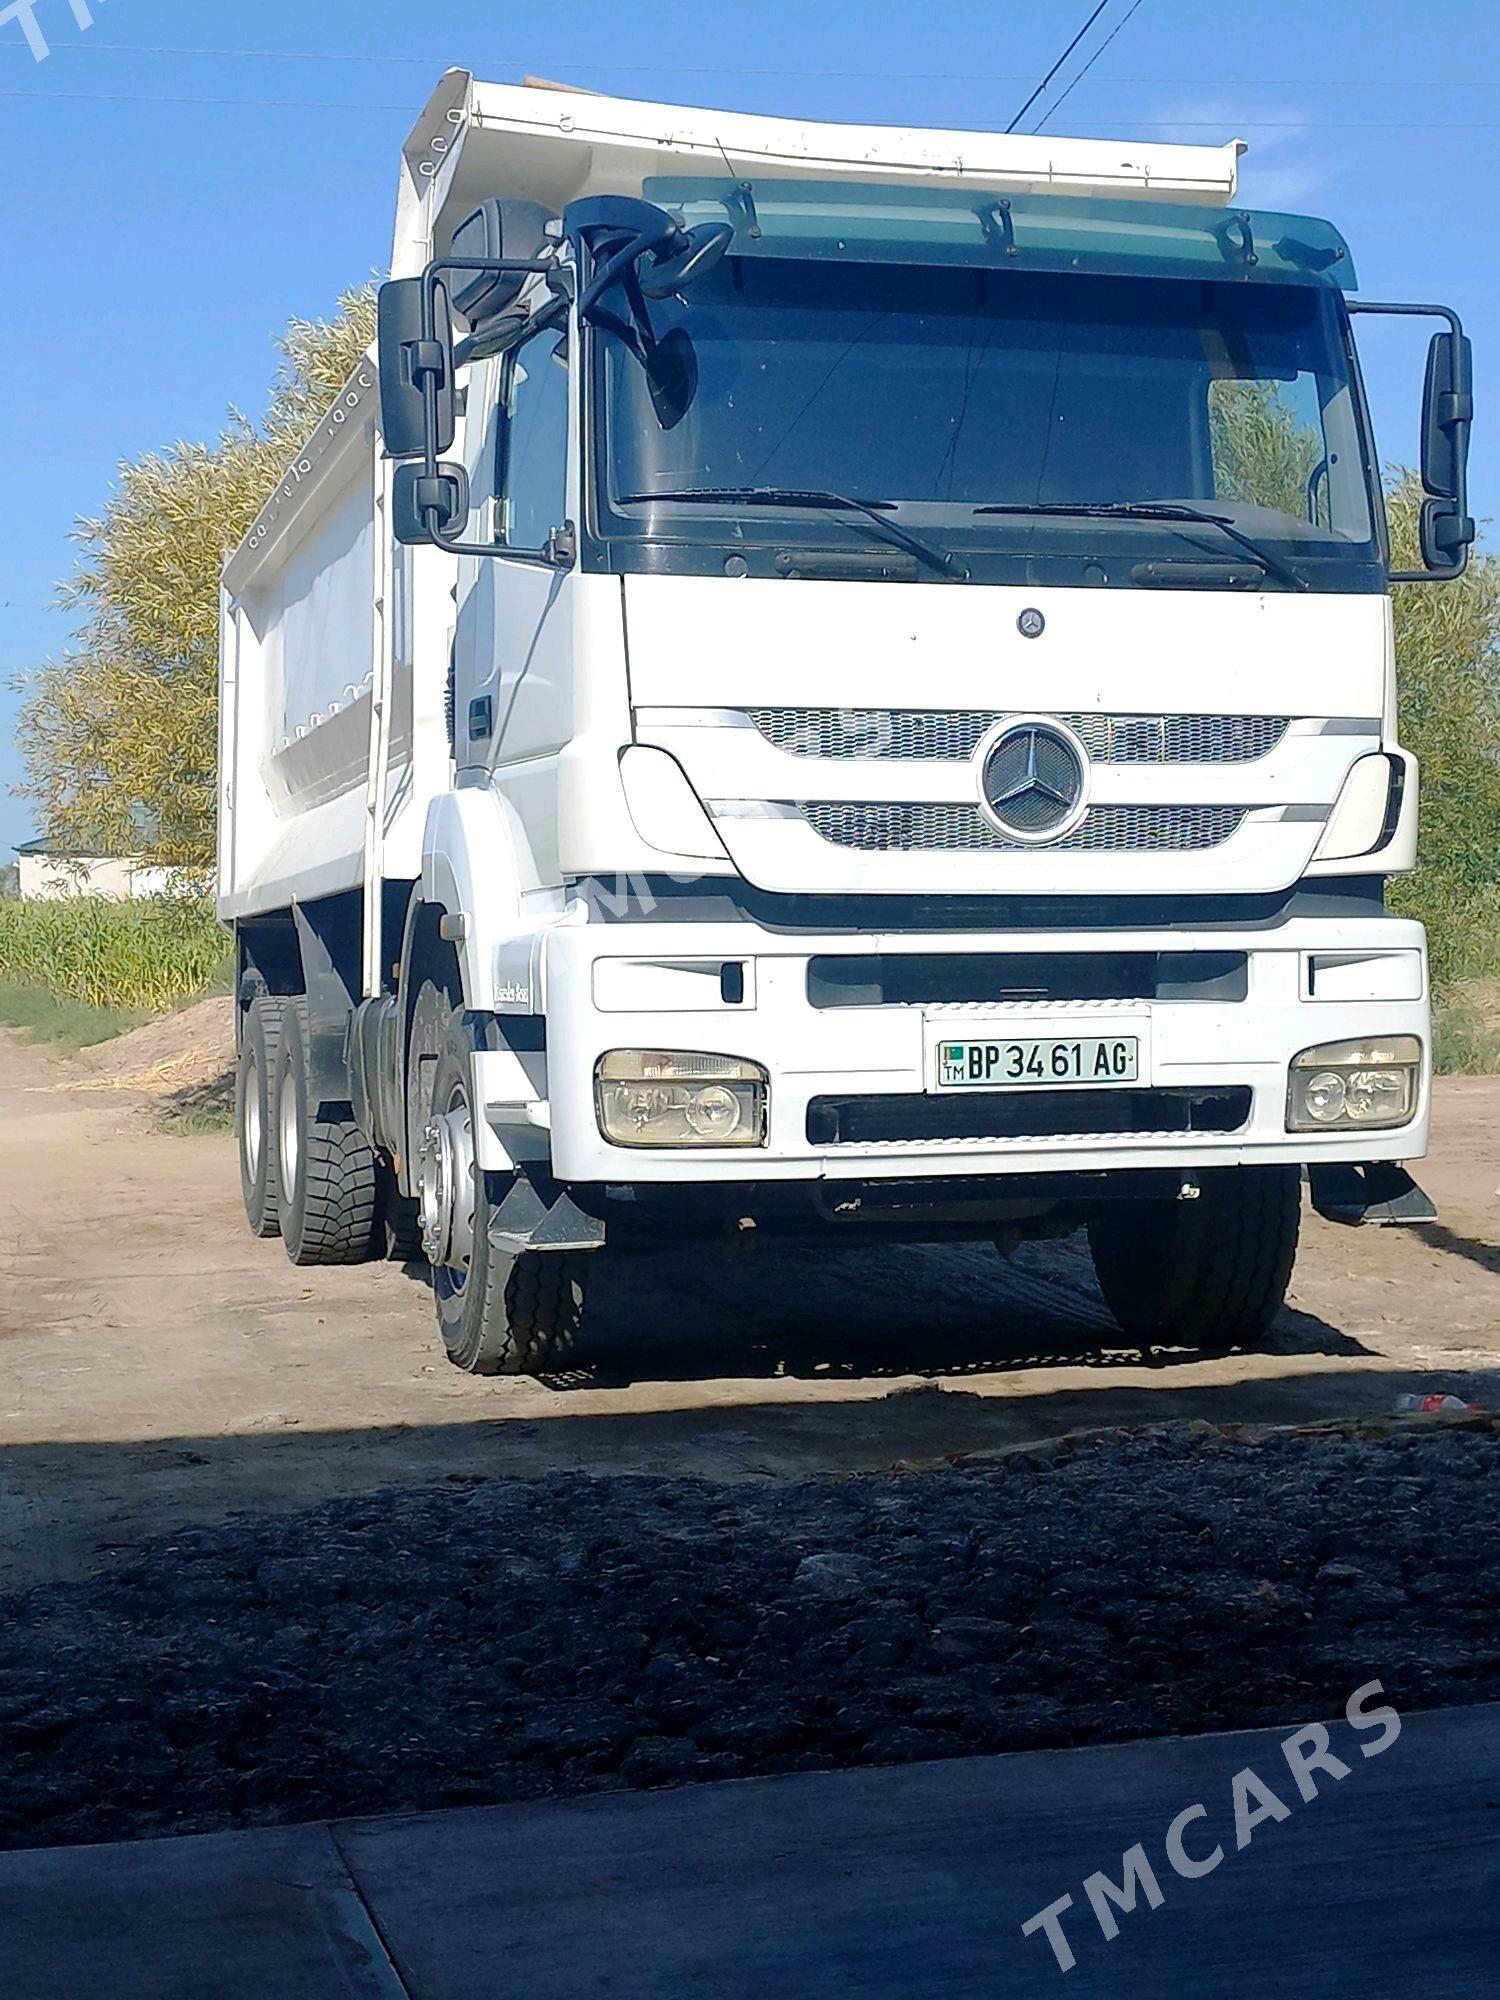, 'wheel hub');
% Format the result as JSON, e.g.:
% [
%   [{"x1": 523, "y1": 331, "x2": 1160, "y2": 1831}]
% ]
[
  {"x1": 417, "y1": 1090, "x2": 476, "y2": 1273},
  {"x1": 243, "y1": 1052, "x2": 262, "y2": 1178},
  {"x1": 278, "y1": 1062, "x2": 300, "y2": 1195}
]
